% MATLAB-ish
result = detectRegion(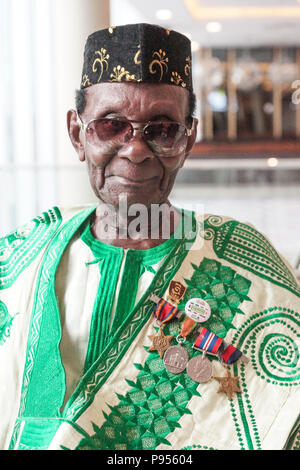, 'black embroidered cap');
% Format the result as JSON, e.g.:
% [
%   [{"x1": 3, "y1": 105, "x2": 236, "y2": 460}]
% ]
[{"x1": 80, "y1": 23, "x2": 193, "y2": 91}]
